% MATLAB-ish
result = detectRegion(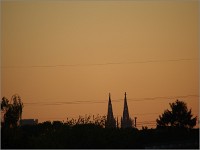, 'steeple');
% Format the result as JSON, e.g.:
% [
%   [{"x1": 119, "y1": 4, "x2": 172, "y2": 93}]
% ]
[
  {"x1": 107, "y1": 93, "x2": 113, "y2": 119},
  {"x1": 121, "y1": 92, "x2": 133, "y2": 128},
  {"x1": 123, "y1": 92, "x2": 130, "y2": 120},
  {"x1": 105, "y1": 93, "x2": 116, "y2": 128}
]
